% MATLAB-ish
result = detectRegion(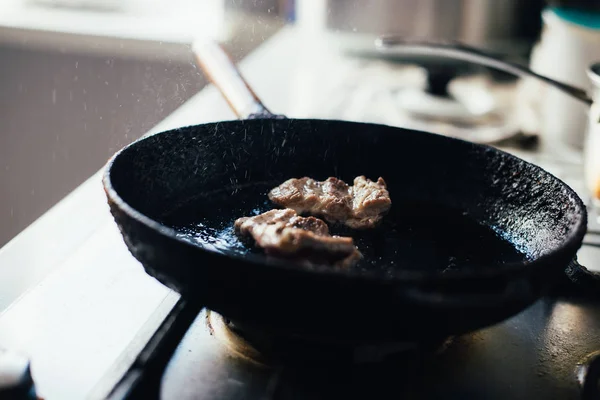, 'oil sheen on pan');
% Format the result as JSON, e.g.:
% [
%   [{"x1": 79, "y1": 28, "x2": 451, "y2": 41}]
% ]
[{"x1": 160, "y1": 182, "x2": 528, "y2": 276}]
